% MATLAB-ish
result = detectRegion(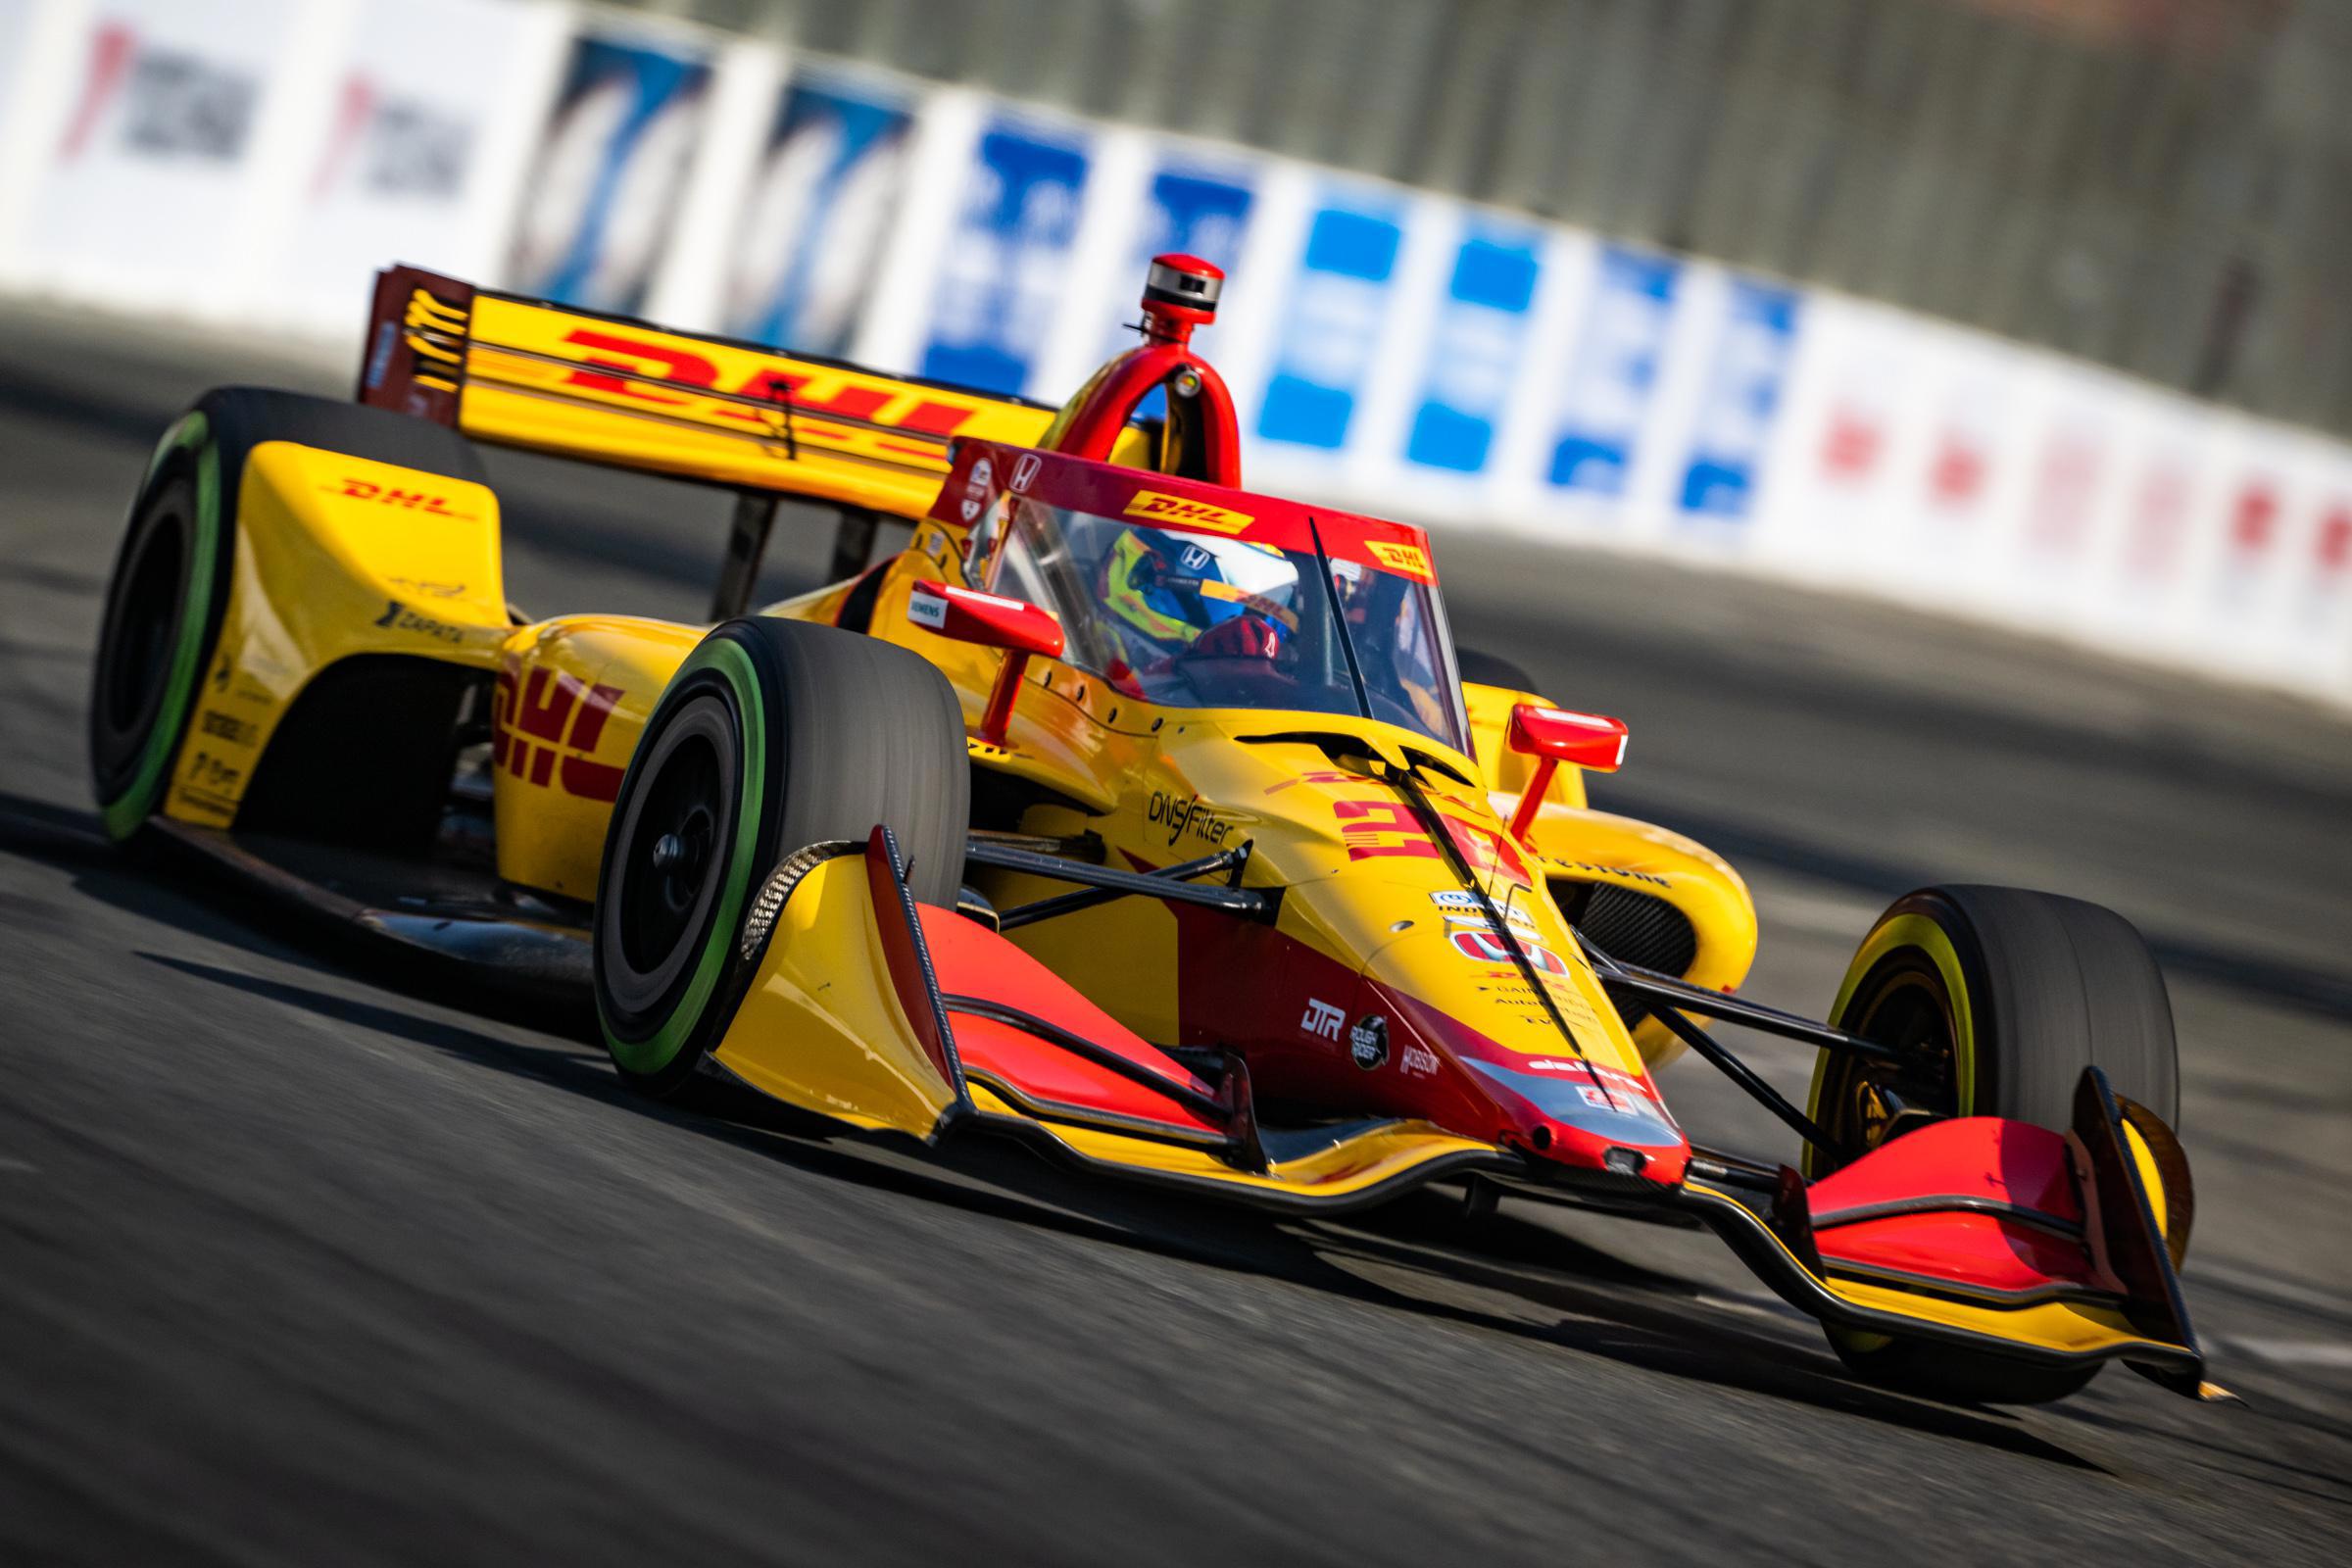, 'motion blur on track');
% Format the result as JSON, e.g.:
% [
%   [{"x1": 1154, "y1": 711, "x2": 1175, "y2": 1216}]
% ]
[{"x1": 4, "y1": 0, "x2": 2352, "y2": 1562}]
